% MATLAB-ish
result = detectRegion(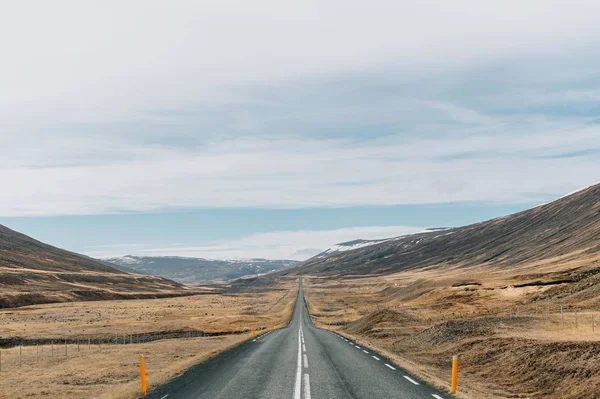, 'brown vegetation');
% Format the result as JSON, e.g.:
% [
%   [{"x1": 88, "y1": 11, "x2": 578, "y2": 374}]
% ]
[
  {"x1": 0, "y1": 278, "x2": 298, "y2": 398},
  {"x1": 304, "y1": 265, "x2": 600, "y2": 399}
]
